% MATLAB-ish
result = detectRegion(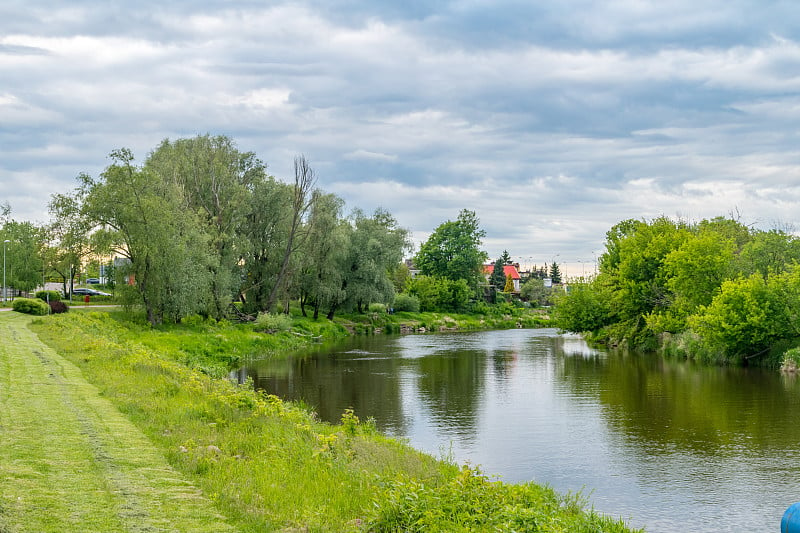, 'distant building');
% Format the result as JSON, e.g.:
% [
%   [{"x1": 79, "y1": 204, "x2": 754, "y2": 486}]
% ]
[{"x1": 483, "y1": 263, "x2": 521, "y2": 292}]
